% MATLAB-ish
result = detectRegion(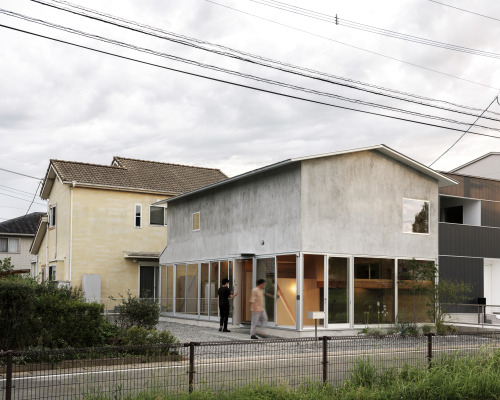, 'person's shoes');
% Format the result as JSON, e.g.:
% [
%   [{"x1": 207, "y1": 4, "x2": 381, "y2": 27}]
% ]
[
  {"x1": 219, "y1": 327, "x2": 222, "y2": 331},
  {"x1": 223, "y1": 329, "x2": 231, "y2": 332},
  {"x1": 251, "y1": 335, "x2": 258, "y2": 339}
]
